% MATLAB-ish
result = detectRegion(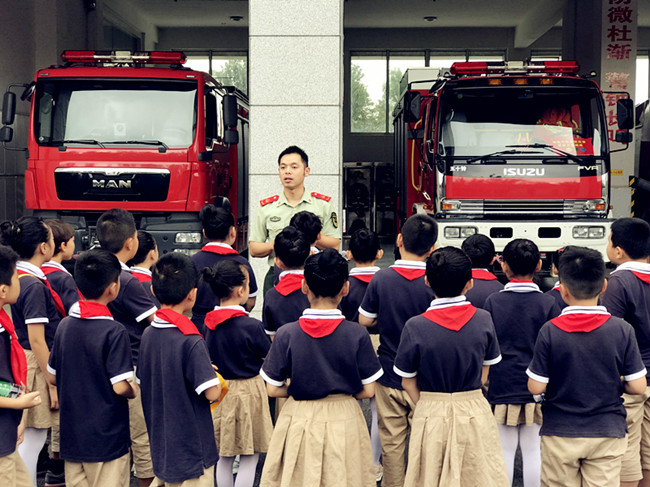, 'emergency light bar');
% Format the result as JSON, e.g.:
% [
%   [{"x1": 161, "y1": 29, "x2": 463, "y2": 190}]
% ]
[
  {"x1": 450, "y1": 61, "x2": 579, "y2": 76},
  {"x1": 61, "y1": 50, "x2": 187, "y2": 65}
]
